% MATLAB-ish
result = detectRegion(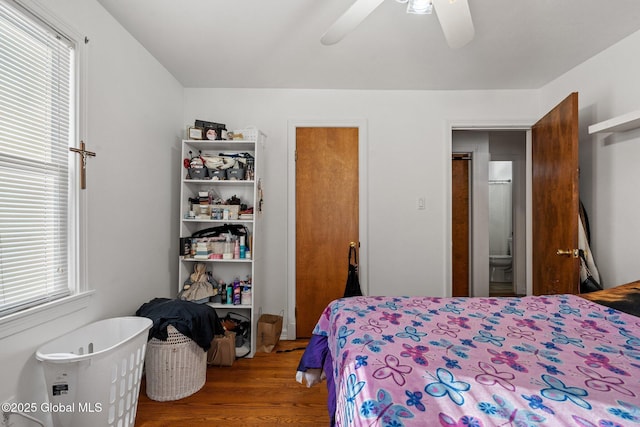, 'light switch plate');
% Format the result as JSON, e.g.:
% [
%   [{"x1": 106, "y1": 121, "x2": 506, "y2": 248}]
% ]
[{"x1": 417, "y1": 197, "x2": 426, "y2": 210}]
